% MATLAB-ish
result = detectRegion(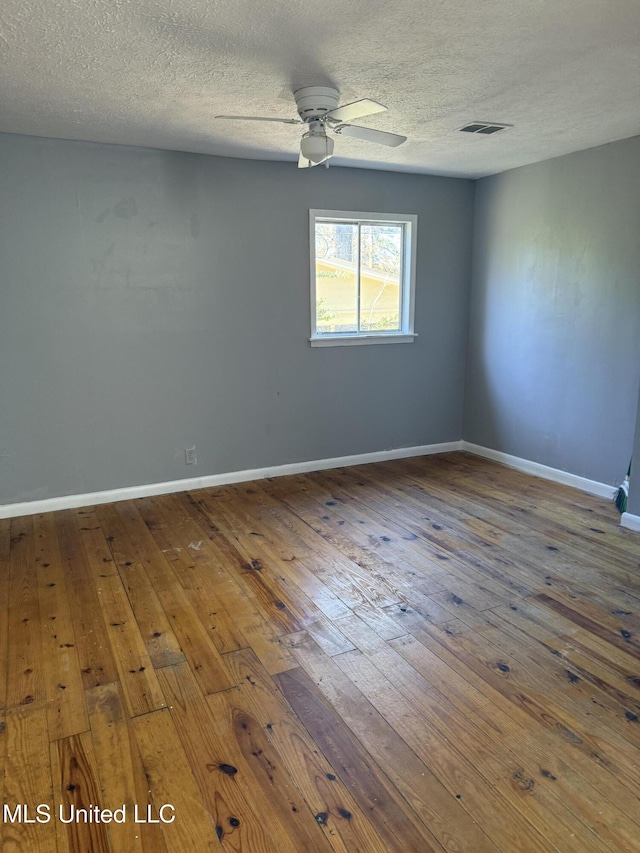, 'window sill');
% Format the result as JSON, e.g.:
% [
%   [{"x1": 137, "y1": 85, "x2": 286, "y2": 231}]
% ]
[{"x1": 309, "y1": 333, "x2": 417, "y2": 348}]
